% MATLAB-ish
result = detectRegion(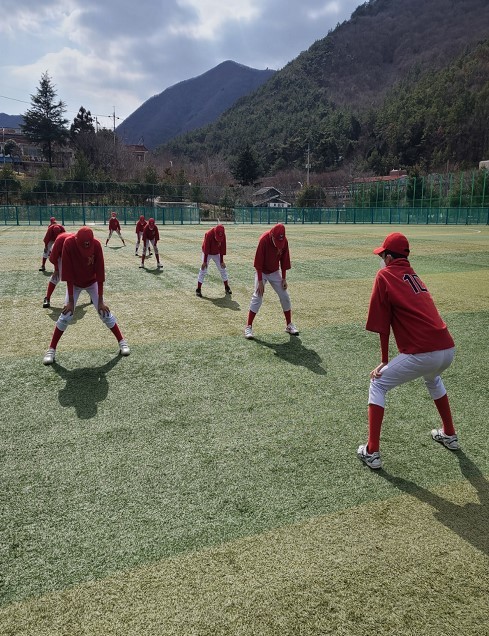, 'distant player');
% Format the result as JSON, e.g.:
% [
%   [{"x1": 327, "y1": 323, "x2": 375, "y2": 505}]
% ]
[
  {"x1": 135, "y1": 215, "x2": 152, "y2": 257},
  {"x1": 357, "y1": 232, "x2": 458, "y2": 470},
  {"x1": 105, "y1": 211, "x2": 126, "y2": 246},
  {"x1": 42, "y1": 229, "x2": 72, "y2": 308},
  {"x1": 42, "y1": 226, "x2": 130, "y2": 365},
  {"x1": 140, "y1": 218, "x2": 162, "y2": 269},
  {"x1": 196, "y1": 224, "x2": 232, "y2": 297},
  {"x1": 39, "y1": 217, "x2": 65, "y2": 271},
  {"x1": 244, "y1": 223, "x2": 299, "y2": 339}
]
